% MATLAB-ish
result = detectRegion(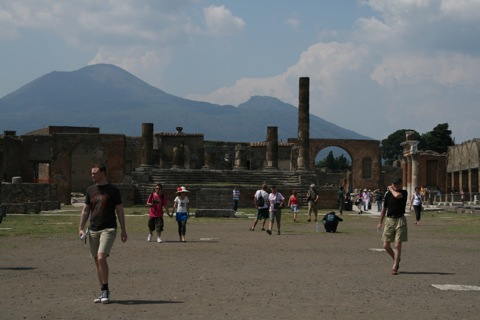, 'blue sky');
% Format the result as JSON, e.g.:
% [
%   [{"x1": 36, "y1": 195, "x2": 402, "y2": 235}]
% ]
[{"x1": 1, "y1": 0, "x2": 479, "y2": 144}]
